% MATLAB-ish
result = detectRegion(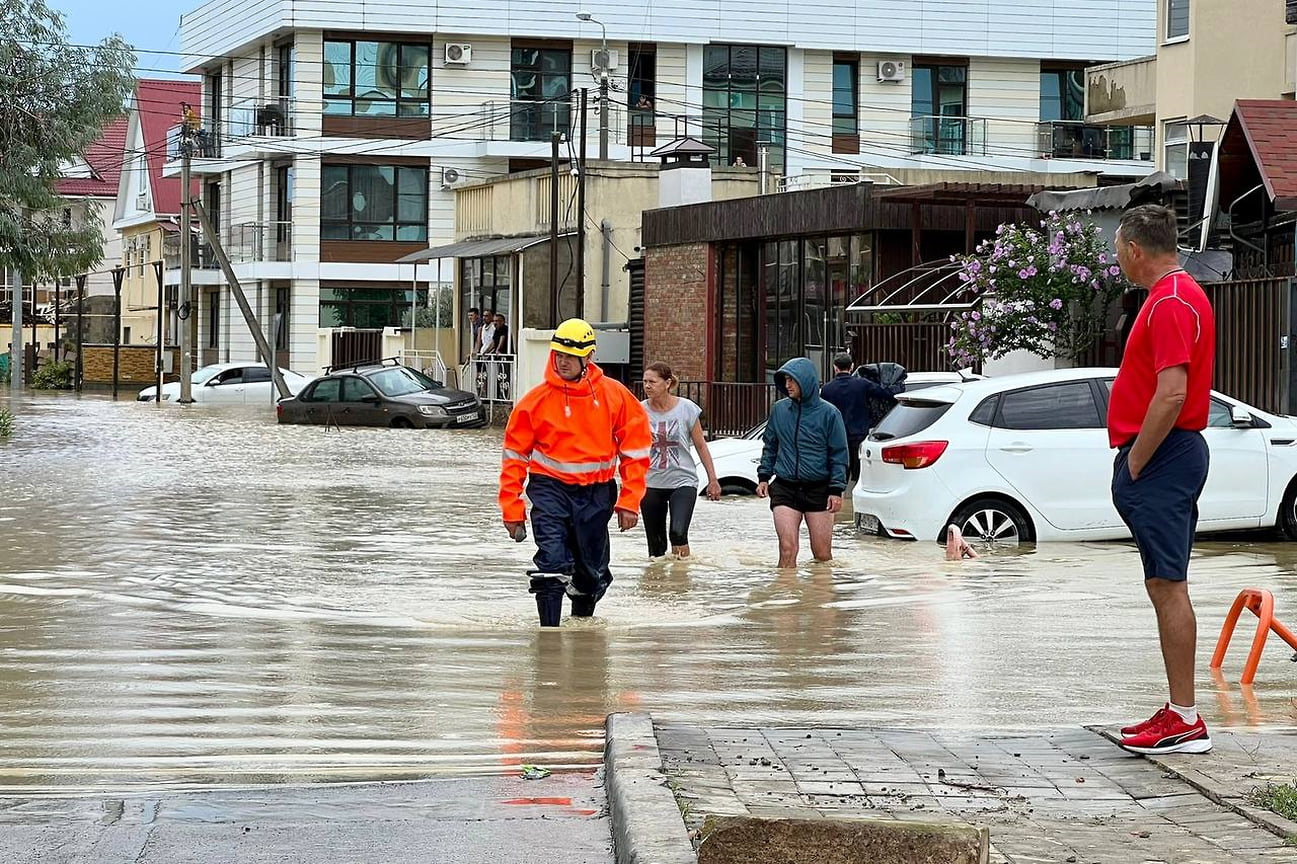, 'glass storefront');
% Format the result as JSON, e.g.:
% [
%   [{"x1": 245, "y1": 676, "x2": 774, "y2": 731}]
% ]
[{"x1": 318, "y1": 286, "x2": 428, "y2": 329}]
